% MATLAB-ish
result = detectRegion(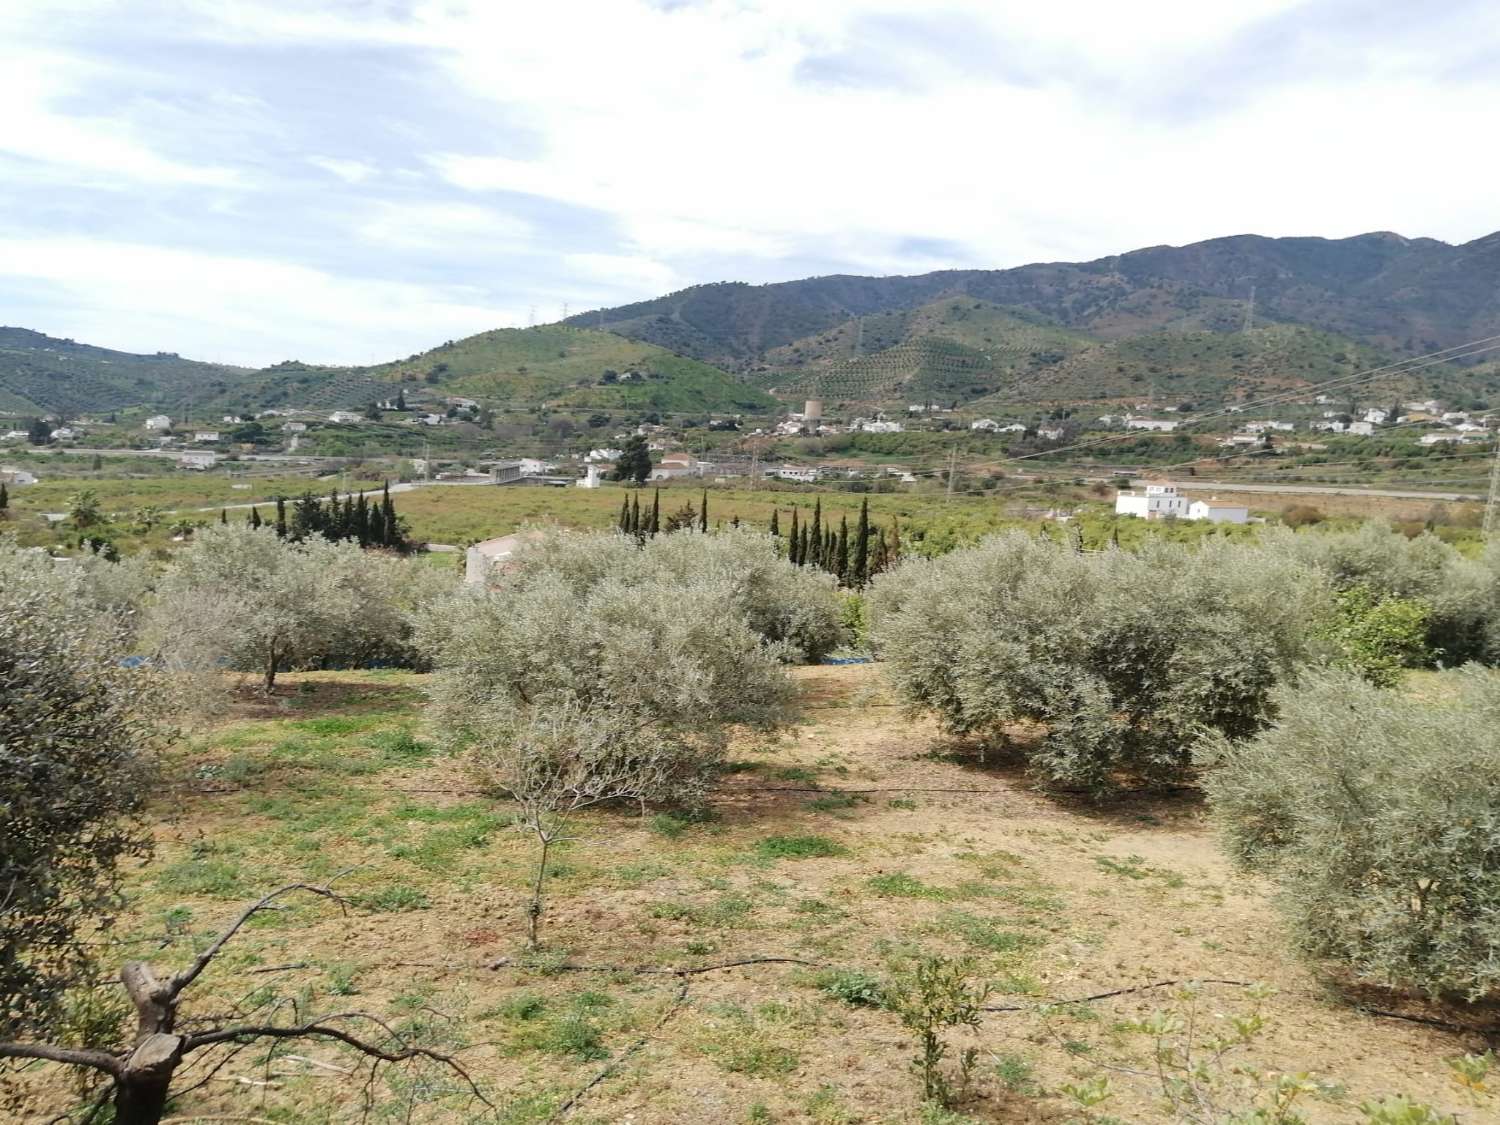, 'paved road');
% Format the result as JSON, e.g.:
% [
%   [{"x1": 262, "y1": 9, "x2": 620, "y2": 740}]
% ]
[{"x1": 1140, "y1": 479, "x2": 1484, "y2": 502}]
